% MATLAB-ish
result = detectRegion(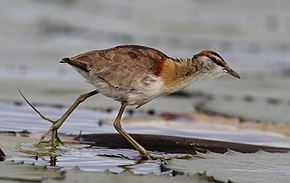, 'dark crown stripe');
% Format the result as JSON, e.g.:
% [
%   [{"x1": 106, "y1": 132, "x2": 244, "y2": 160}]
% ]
[
  {"x1": 207, "y1": 54, "x2": 227, "y2": 68},
  {"x1": 211, "y1": 51, "x2": 224, "y2": 61}
]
